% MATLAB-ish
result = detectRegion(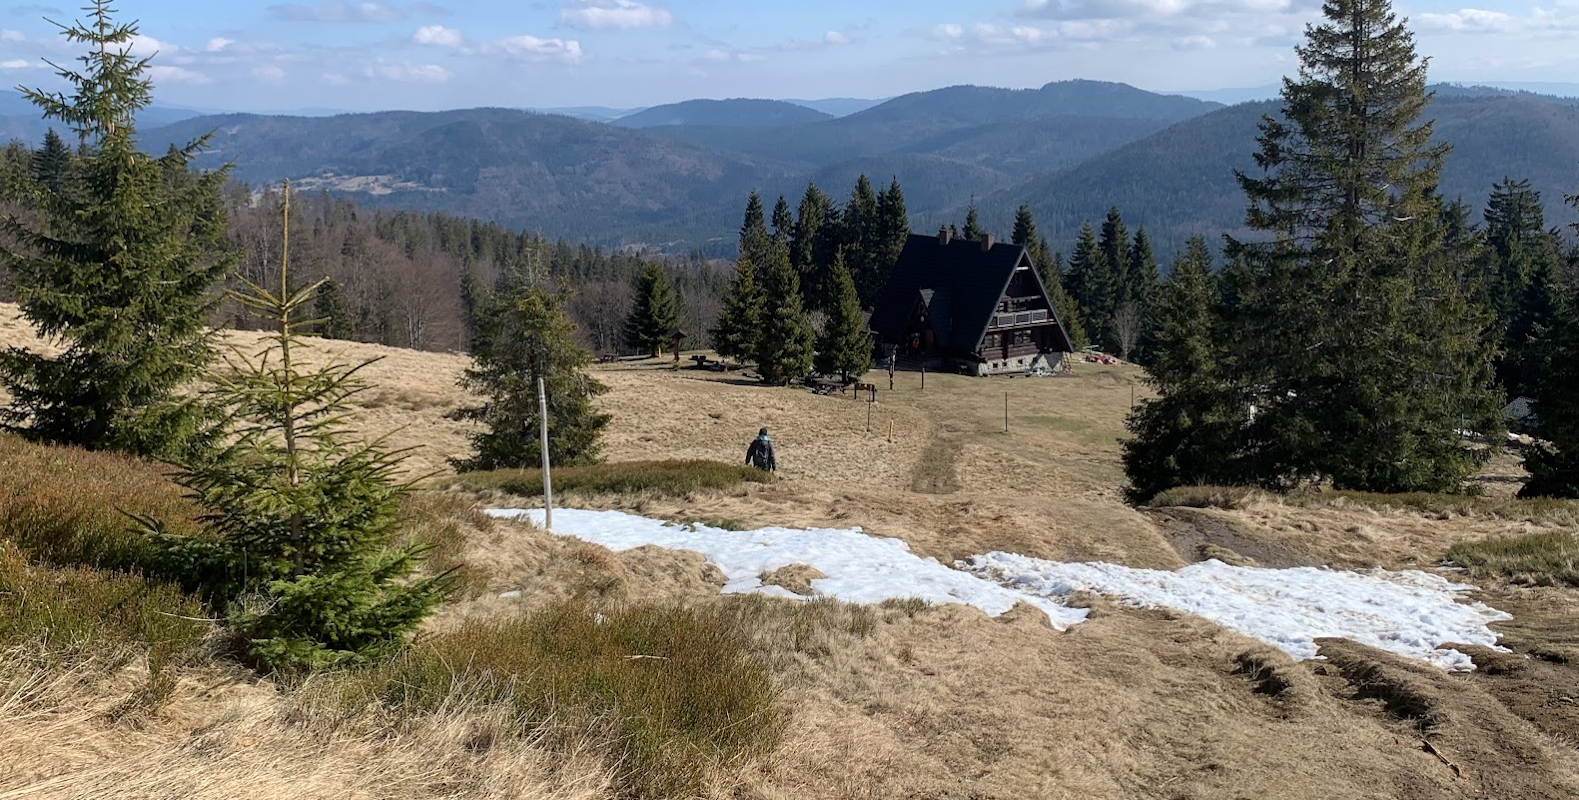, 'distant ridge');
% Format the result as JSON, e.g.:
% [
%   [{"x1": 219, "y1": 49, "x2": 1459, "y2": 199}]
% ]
[{"x1": 614, "y1": 99, "x2": 834, "y2": 129}]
